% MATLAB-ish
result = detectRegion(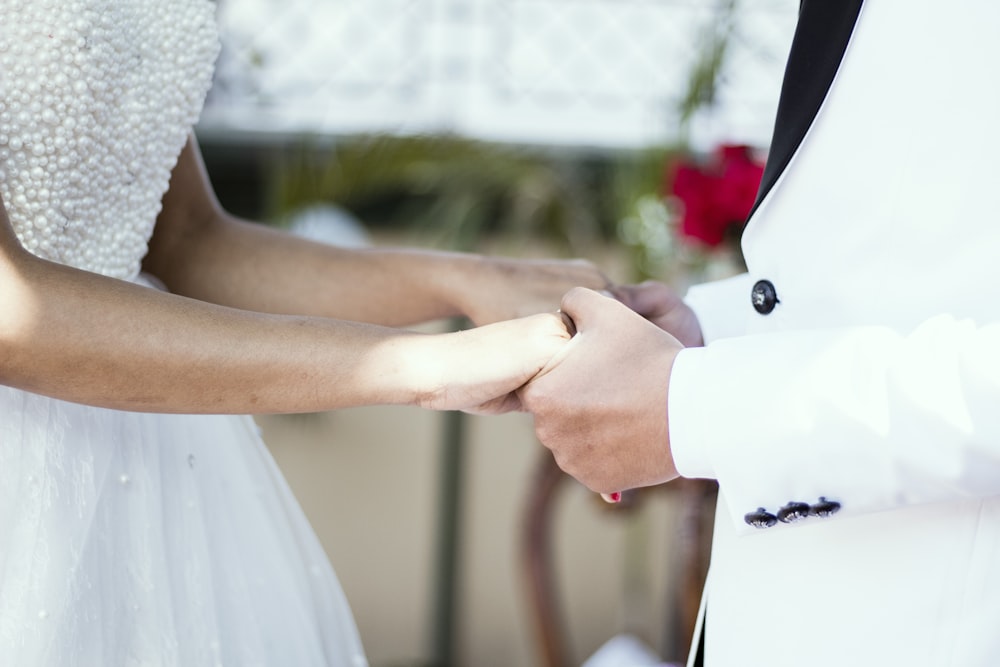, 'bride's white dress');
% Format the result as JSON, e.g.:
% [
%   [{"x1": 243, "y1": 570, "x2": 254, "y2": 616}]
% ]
[{"x1": 0, "y1": 1, "x2": 368, "y2": 665}]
